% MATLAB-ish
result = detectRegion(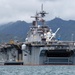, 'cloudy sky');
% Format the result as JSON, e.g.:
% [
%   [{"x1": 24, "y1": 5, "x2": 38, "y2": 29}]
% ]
[{"x1": 0, "y1": 0, "x2": 75, "y2": 24}]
